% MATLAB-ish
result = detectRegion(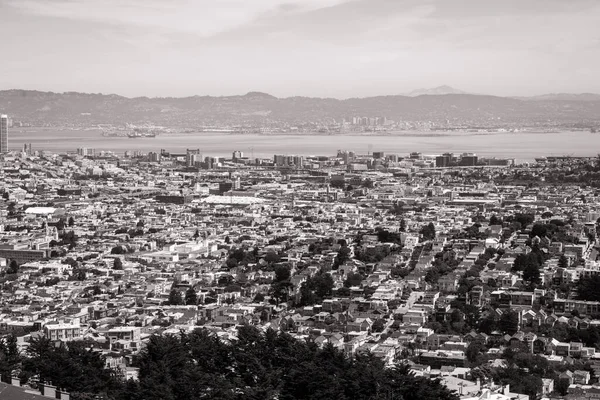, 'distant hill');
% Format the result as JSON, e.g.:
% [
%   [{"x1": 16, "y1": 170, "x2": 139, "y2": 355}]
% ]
[
  {"x1": 514, "y1": 93, "x2": 600, "y2": 102},
  {"x1": 1, "y1": 89, "x2": 599, "y2": 127},
  {"x1": 405, "y1": 85, "x2": 469, "y2": 96}
]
